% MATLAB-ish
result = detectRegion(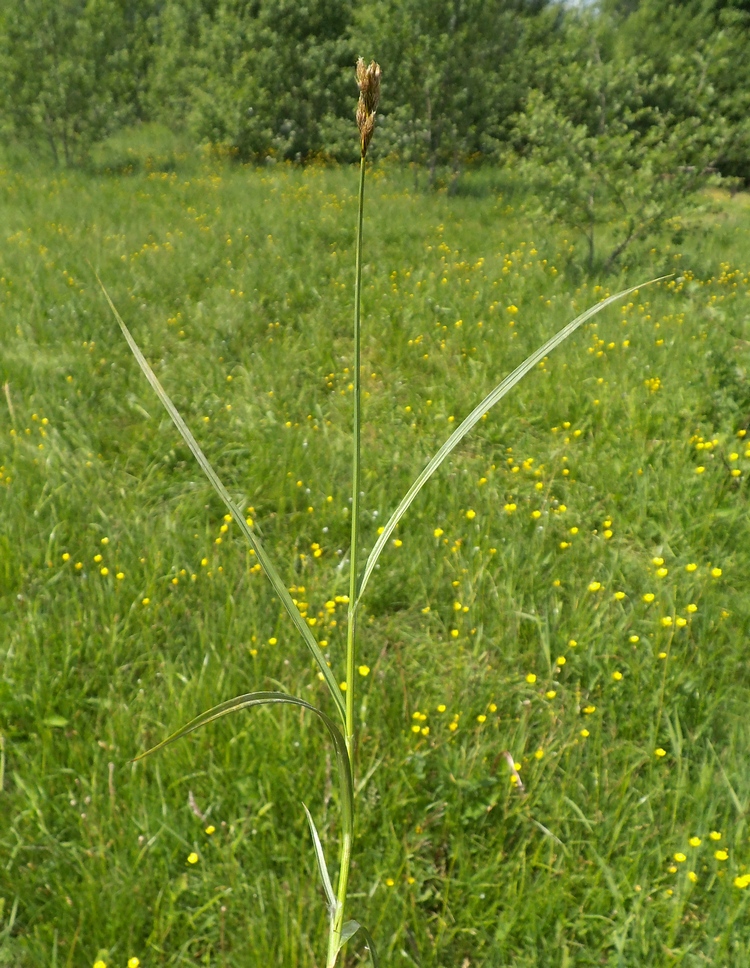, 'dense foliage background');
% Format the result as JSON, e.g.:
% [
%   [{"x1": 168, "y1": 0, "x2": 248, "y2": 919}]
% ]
[{"x1": 1, "y1": 0, "x2": 749, "y2": 178}]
